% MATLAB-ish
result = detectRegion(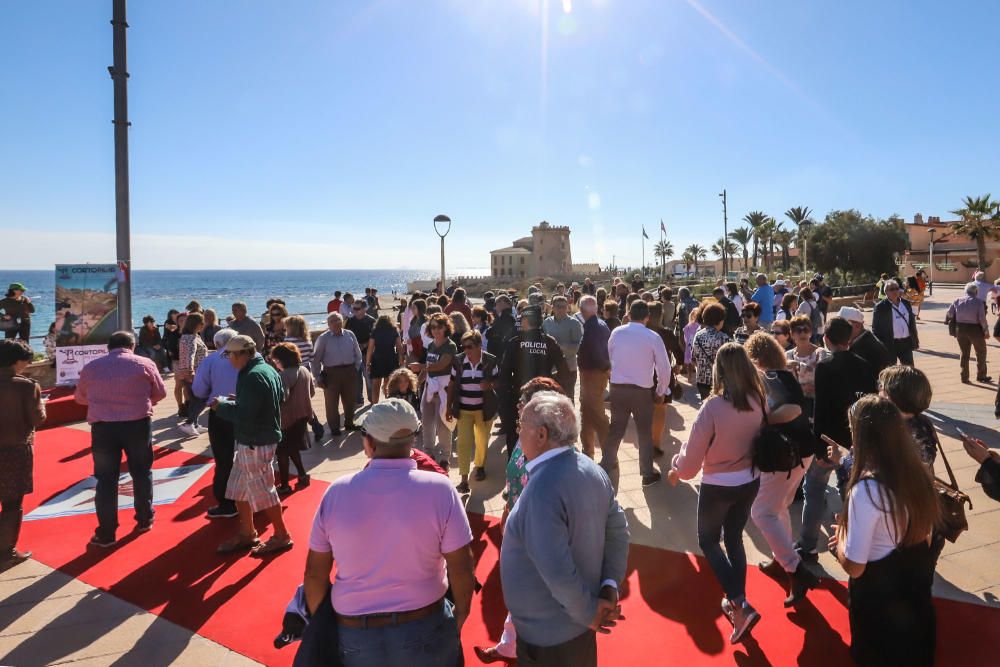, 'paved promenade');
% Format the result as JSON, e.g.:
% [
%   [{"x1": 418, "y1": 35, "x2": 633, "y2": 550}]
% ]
[{"x1": 2, "y1": 285, "x2": 998, "y2": 664}]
